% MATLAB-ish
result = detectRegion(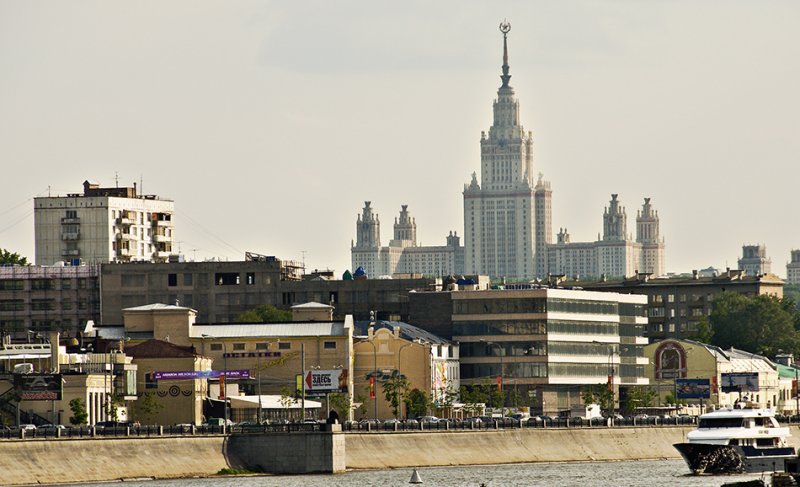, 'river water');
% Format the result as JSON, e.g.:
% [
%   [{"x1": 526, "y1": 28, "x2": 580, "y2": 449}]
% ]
[{"x1": 62, "y1": 460, "x2": 770, "y2": 487}]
